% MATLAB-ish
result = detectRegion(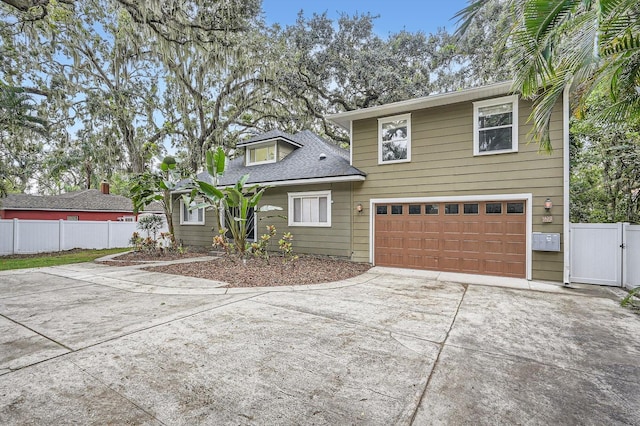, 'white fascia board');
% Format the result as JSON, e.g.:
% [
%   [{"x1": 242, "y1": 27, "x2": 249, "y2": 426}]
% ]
[
  {"x1": 368, "y1": 193, "x2": 533, "y2": 281},
  {"x1": 0, "y1": 207, "x2": 142, "y2": 213},
  {"x1": 259, "y1": 175, "x2": 365, "y2": 187},
  {"x1": 172, "y1": 175, "x2": 366, "y2": 193},
  {"x1": 237, "y1": 137, "x2": 302, "y2": 148},
  {"x1": 327, "y1": 81, "x2": 514, "y2": 130}
]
